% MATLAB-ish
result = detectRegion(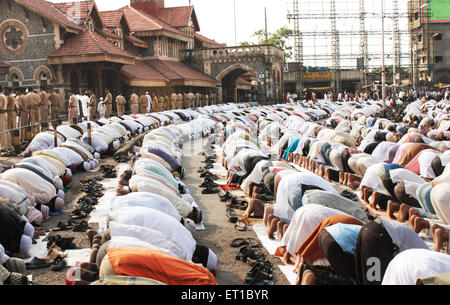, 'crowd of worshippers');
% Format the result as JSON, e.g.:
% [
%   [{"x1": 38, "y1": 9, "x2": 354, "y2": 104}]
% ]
[
  {"x1": 0, "y1": 85, "x2": 218, "y2": 153},
  {"x1": 0, "y1": 99, "x2": 242, "y2": 285},
  {"x1": 65, "y1": 111, "x2": 234, "y2": 285},
  {"x1": 216, "y1": 96, "x2": 450, "y2": 285}
]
